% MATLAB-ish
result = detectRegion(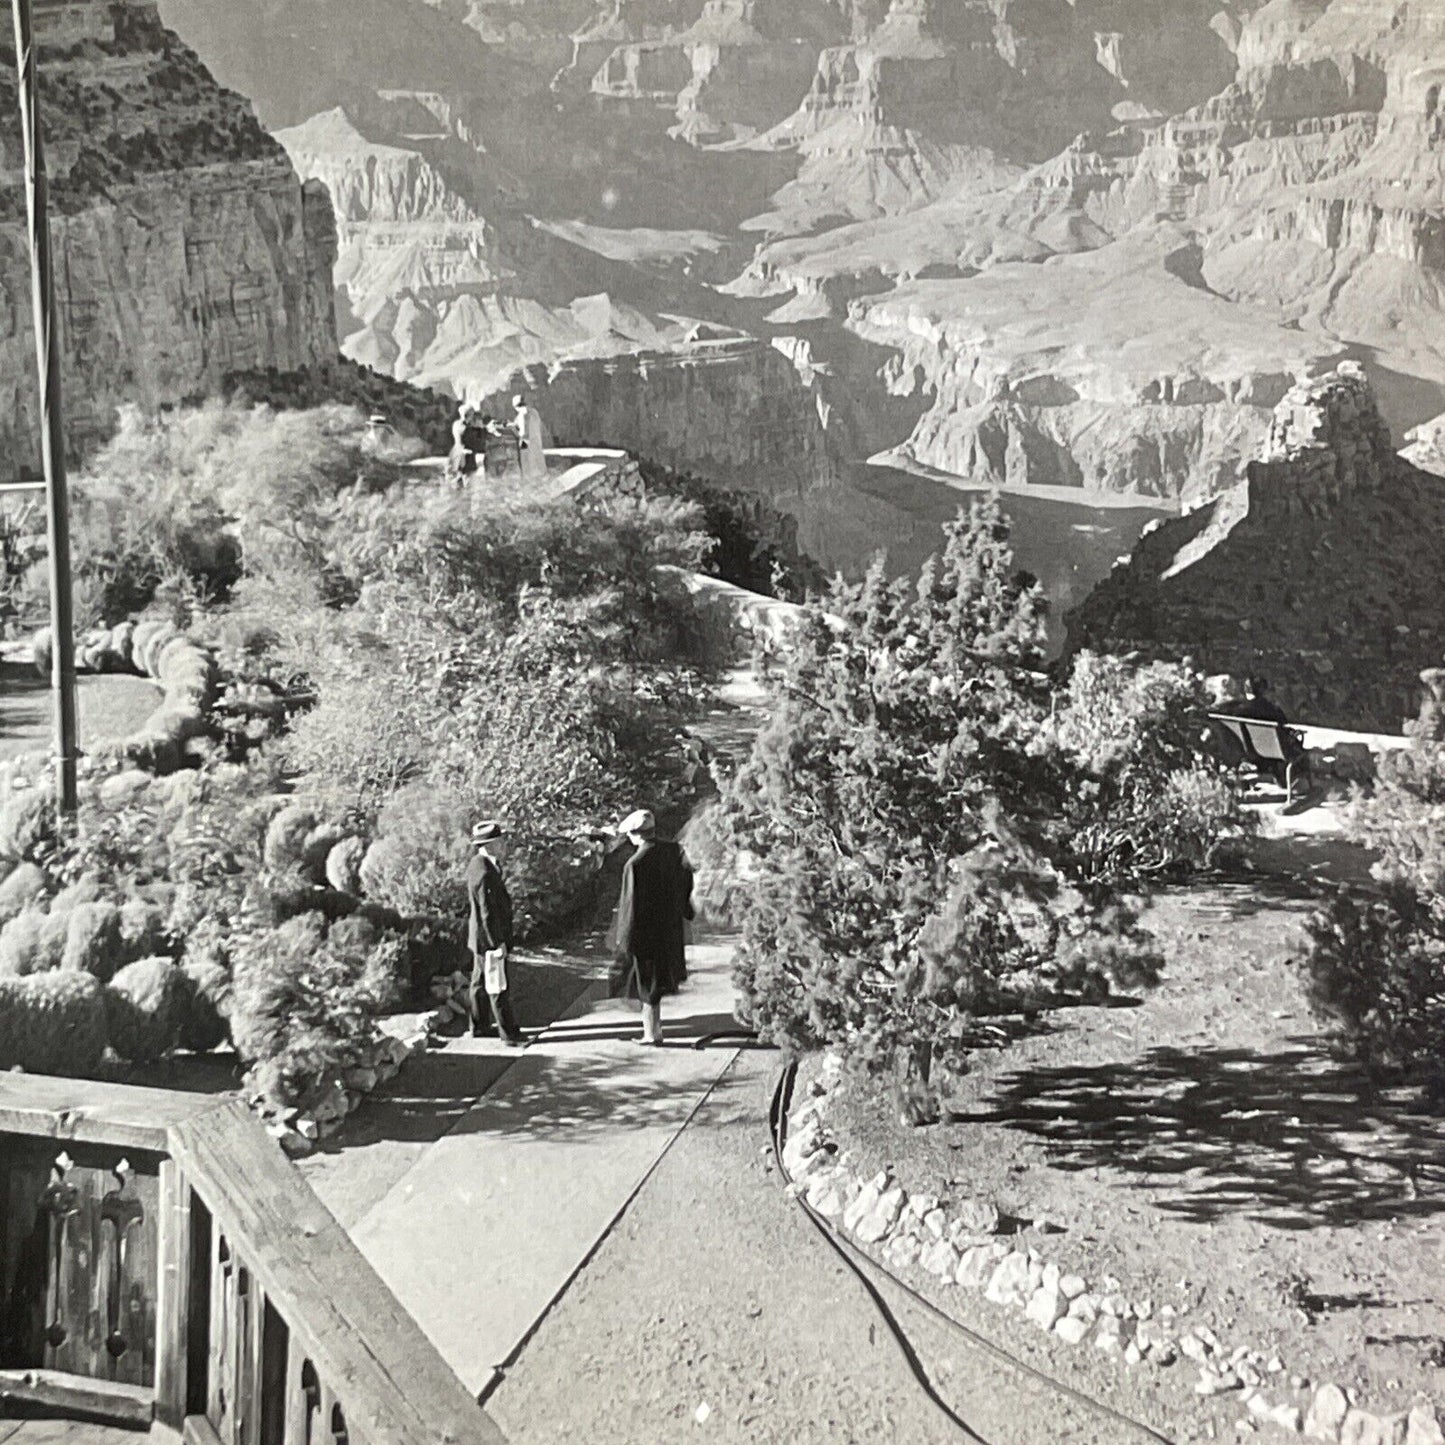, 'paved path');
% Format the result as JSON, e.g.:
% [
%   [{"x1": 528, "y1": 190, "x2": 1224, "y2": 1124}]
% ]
[
  {"x1": 303, "y1": 934, "x2": 746, "y2": 1400},
  {"x1": 296, "y1": 666, "x2": 768, "y2": 1400}
]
